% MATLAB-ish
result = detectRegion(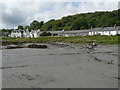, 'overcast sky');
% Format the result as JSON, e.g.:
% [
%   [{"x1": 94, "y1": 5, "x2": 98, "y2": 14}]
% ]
[{"x1": 0, "y1": 0, "x2": 119, "y2": 29}]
